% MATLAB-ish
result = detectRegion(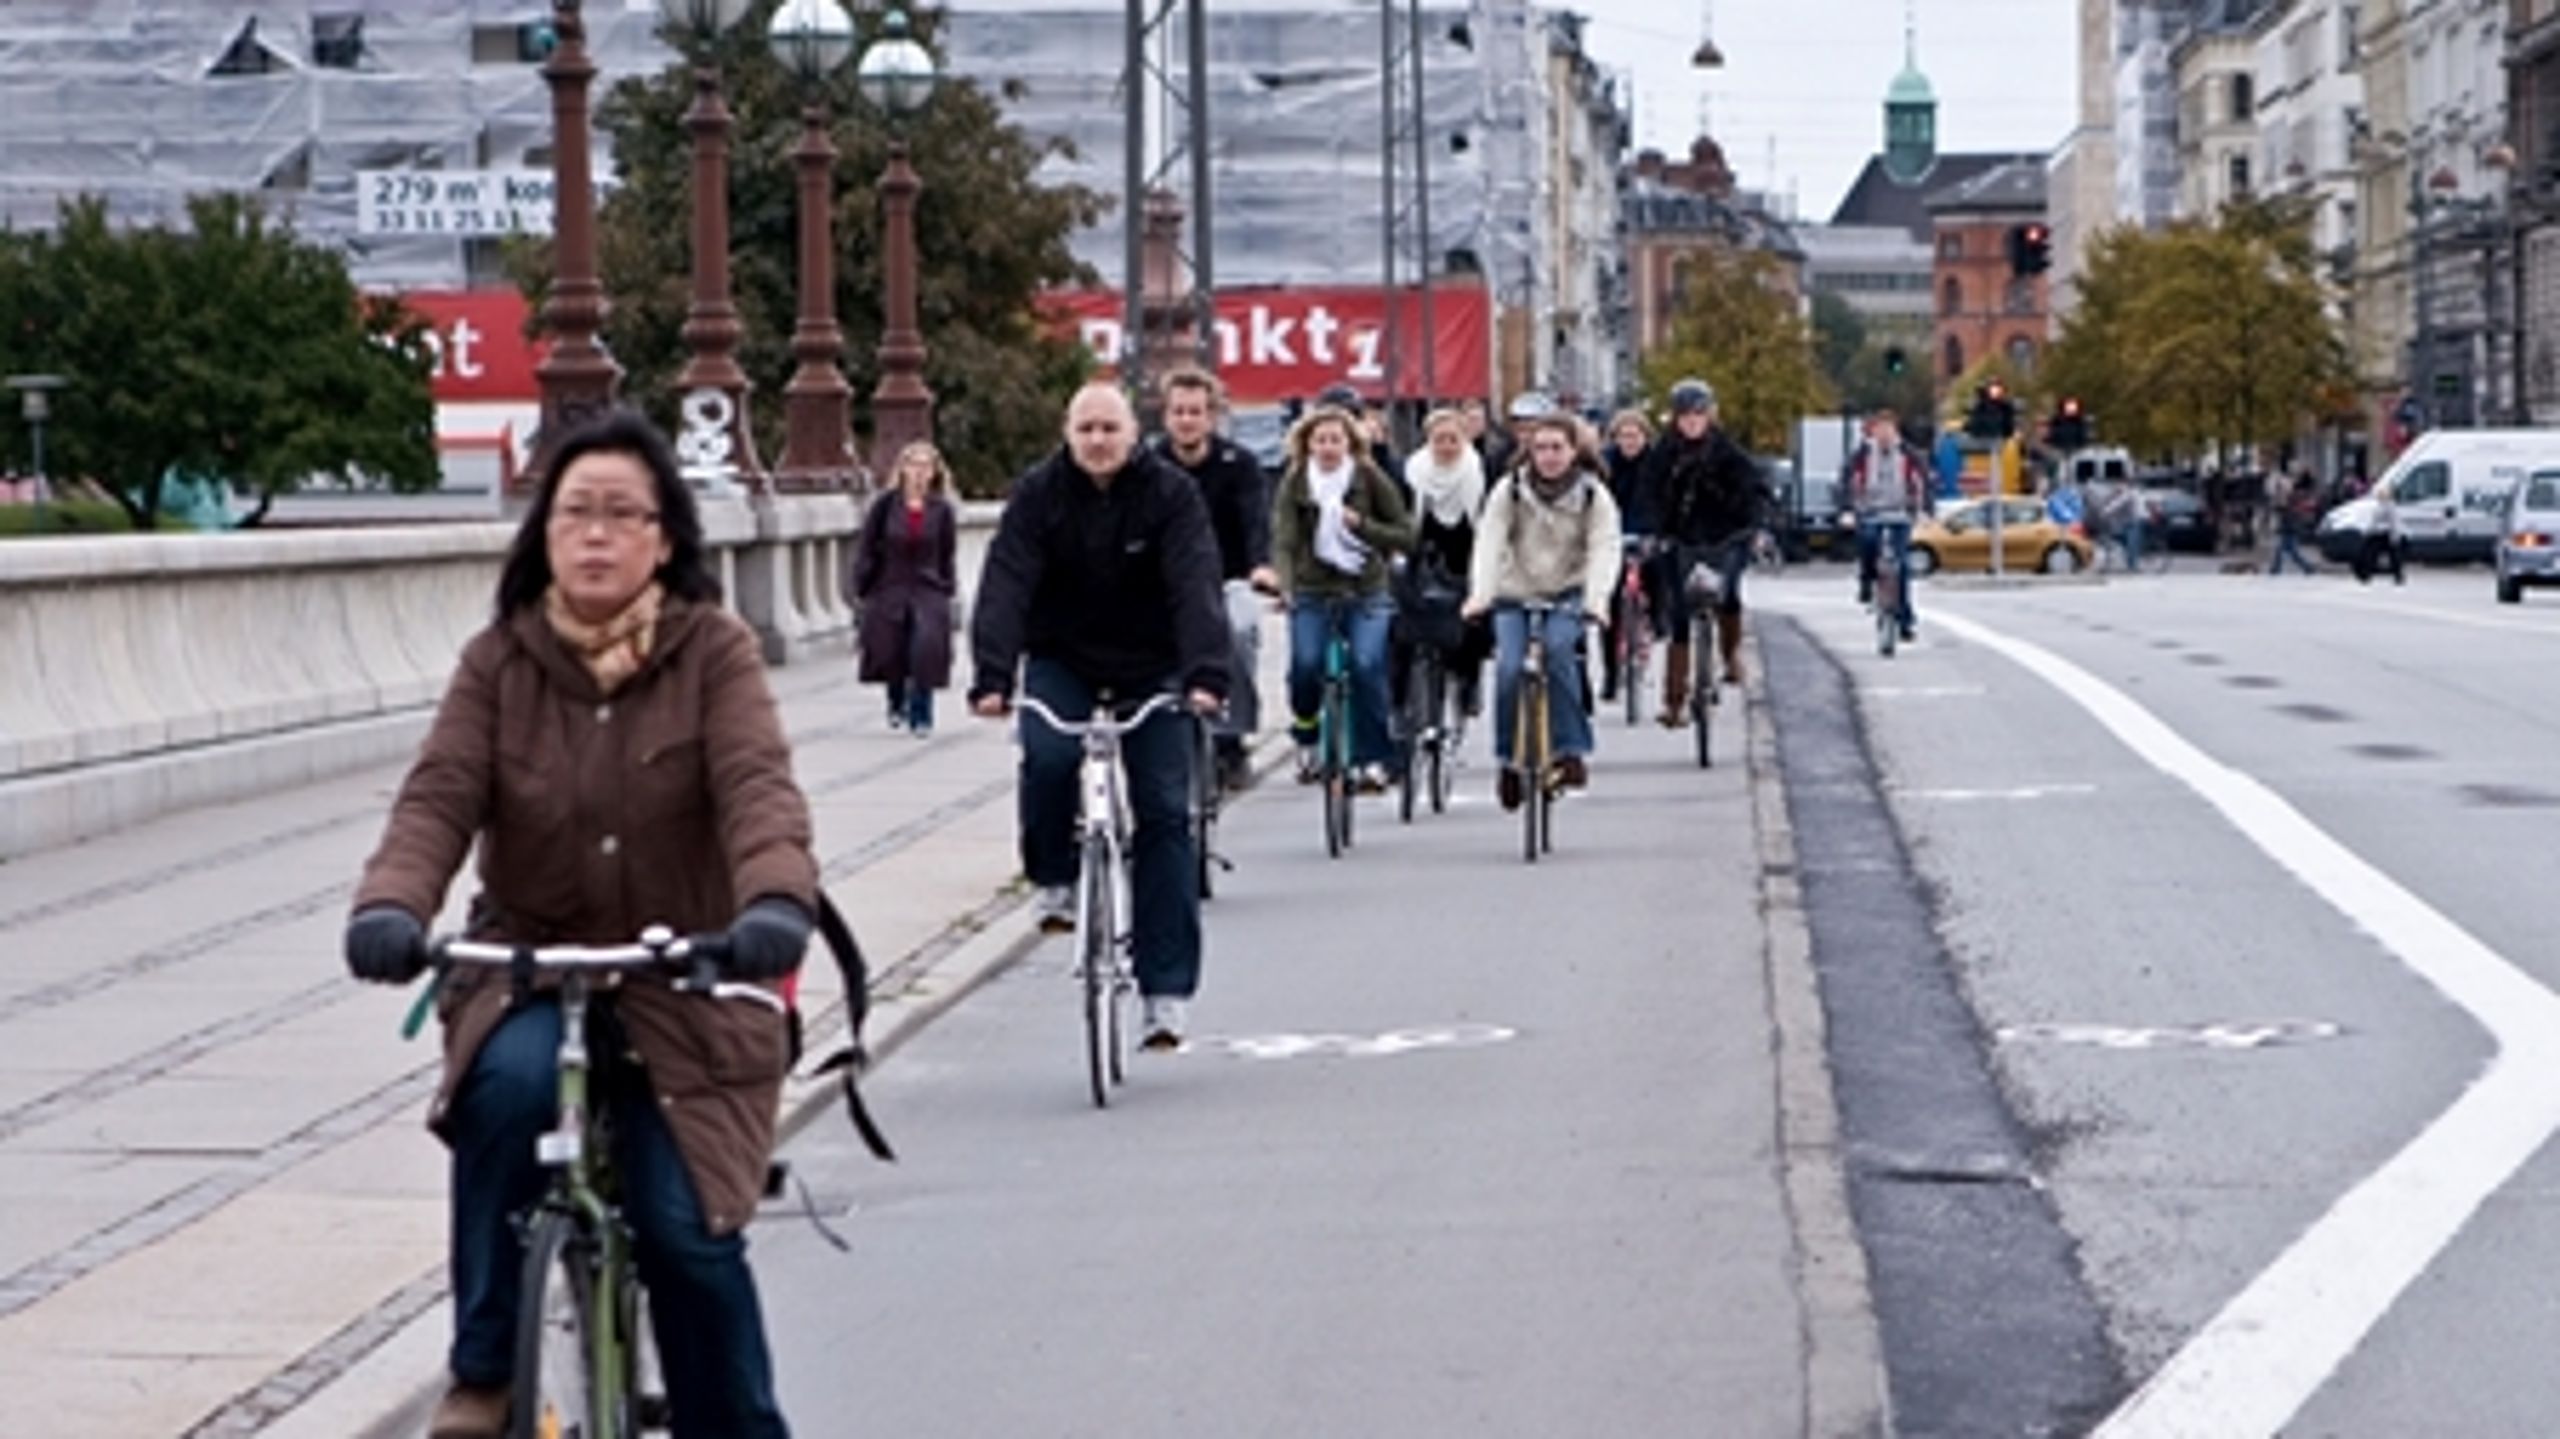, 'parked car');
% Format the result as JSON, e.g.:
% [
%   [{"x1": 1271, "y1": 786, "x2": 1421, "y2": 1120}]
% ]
[
  {"x1": 2318, "y1": 429, "x2": 2548, "y2": 564},
  {"x1": 2496, "y1": 470, "x2": 2560, "y2": 603},
  {"x1": 2144, "y1": 486, "x2": 2216, "y2": 553},
  {"x1": 1910, "y1": 496, "x2": 2093, "y2": 576}
]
